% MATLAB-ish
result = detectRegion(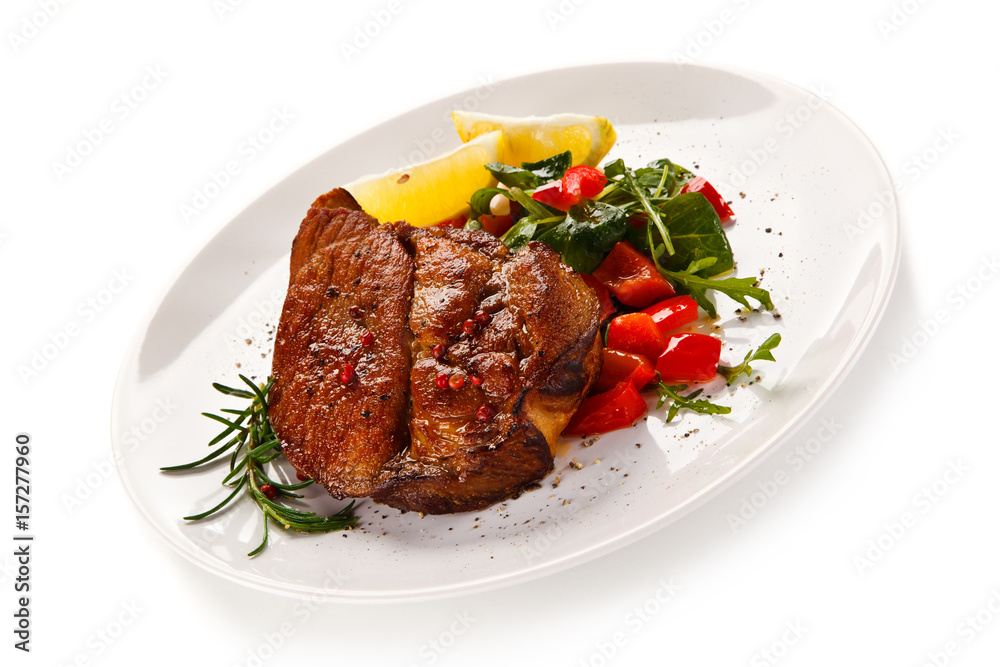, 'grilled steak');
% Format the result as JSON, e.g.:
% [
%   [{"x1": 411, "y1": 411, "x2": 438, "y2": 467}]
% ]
[
  {"x1": 270, "y1": 204, "x2": 413, "y2": 498},
  {"x1": 270, "y1": 188, "x2": 602, "y2": 514},
  {"x1": 372, "y1": 226, "x2": 602, "y2": 513}
]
